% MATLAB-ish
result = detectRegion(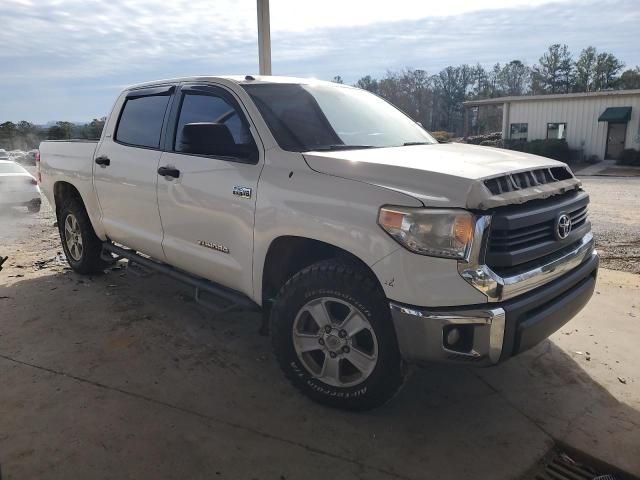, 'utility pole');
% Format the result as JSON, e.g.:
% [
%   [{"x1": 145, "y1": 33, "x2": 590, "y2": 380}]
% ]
[{"x1": 257, "y1": 0, "x2": 272, "y2": 75}]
